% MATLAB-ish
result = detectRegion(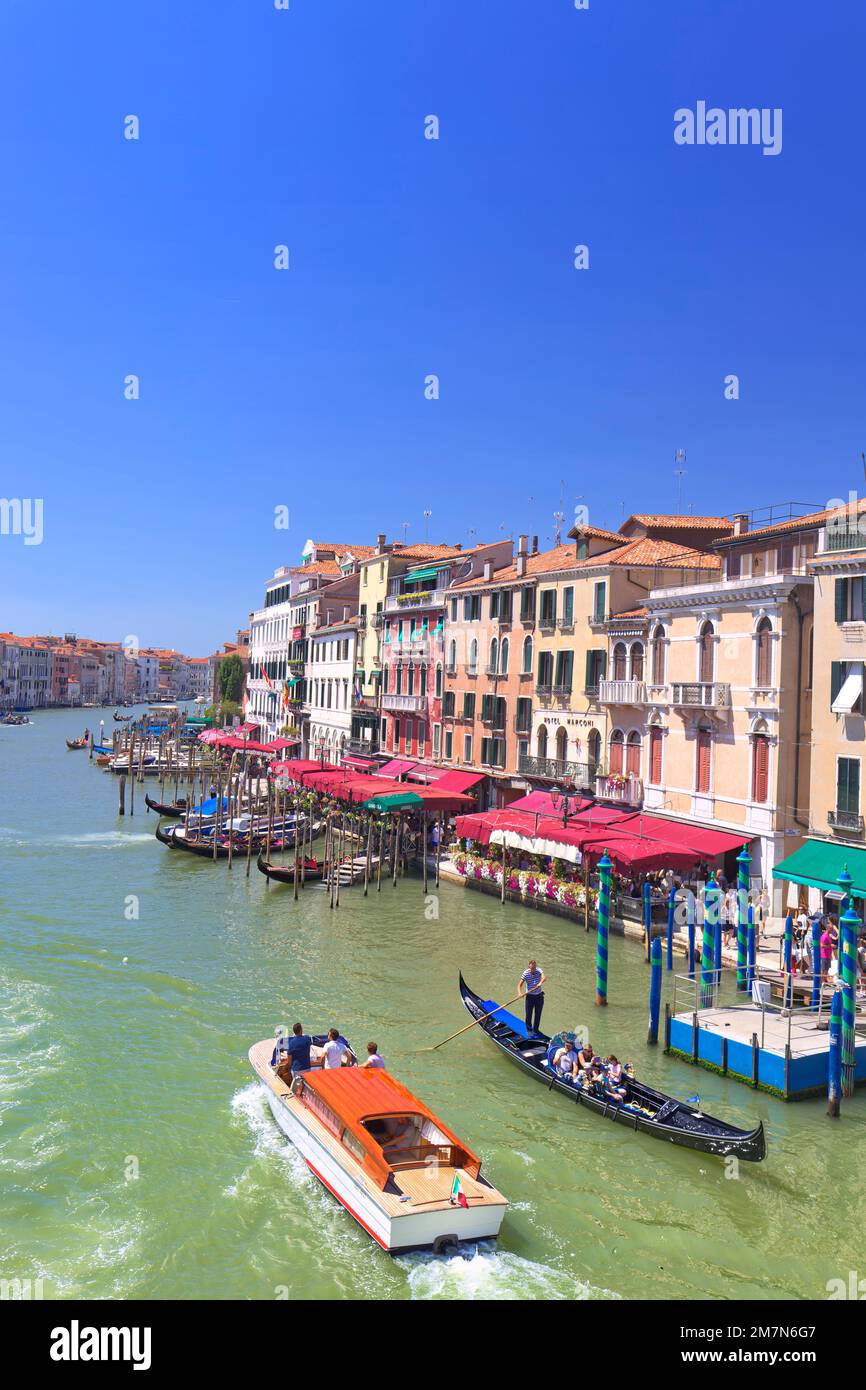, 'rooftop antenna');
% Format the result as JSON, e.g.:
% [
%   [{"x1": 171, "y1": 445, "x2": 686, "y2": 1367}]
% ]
[
  {"x1": 861, "y1": 451, "x2": 865, "y2": 487},
  {"x1": 401, "y1": 521, "x2": 411, "y2": 545},
  {"x1": 553, "y1": 479, "x2": 566, "y2": 546},
  {"x1": 423, "y1": 509, "x2": 432, "y2": 542},
  {"x1": 674, "y1": 450, "x2": 687, "y2": 510}
]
